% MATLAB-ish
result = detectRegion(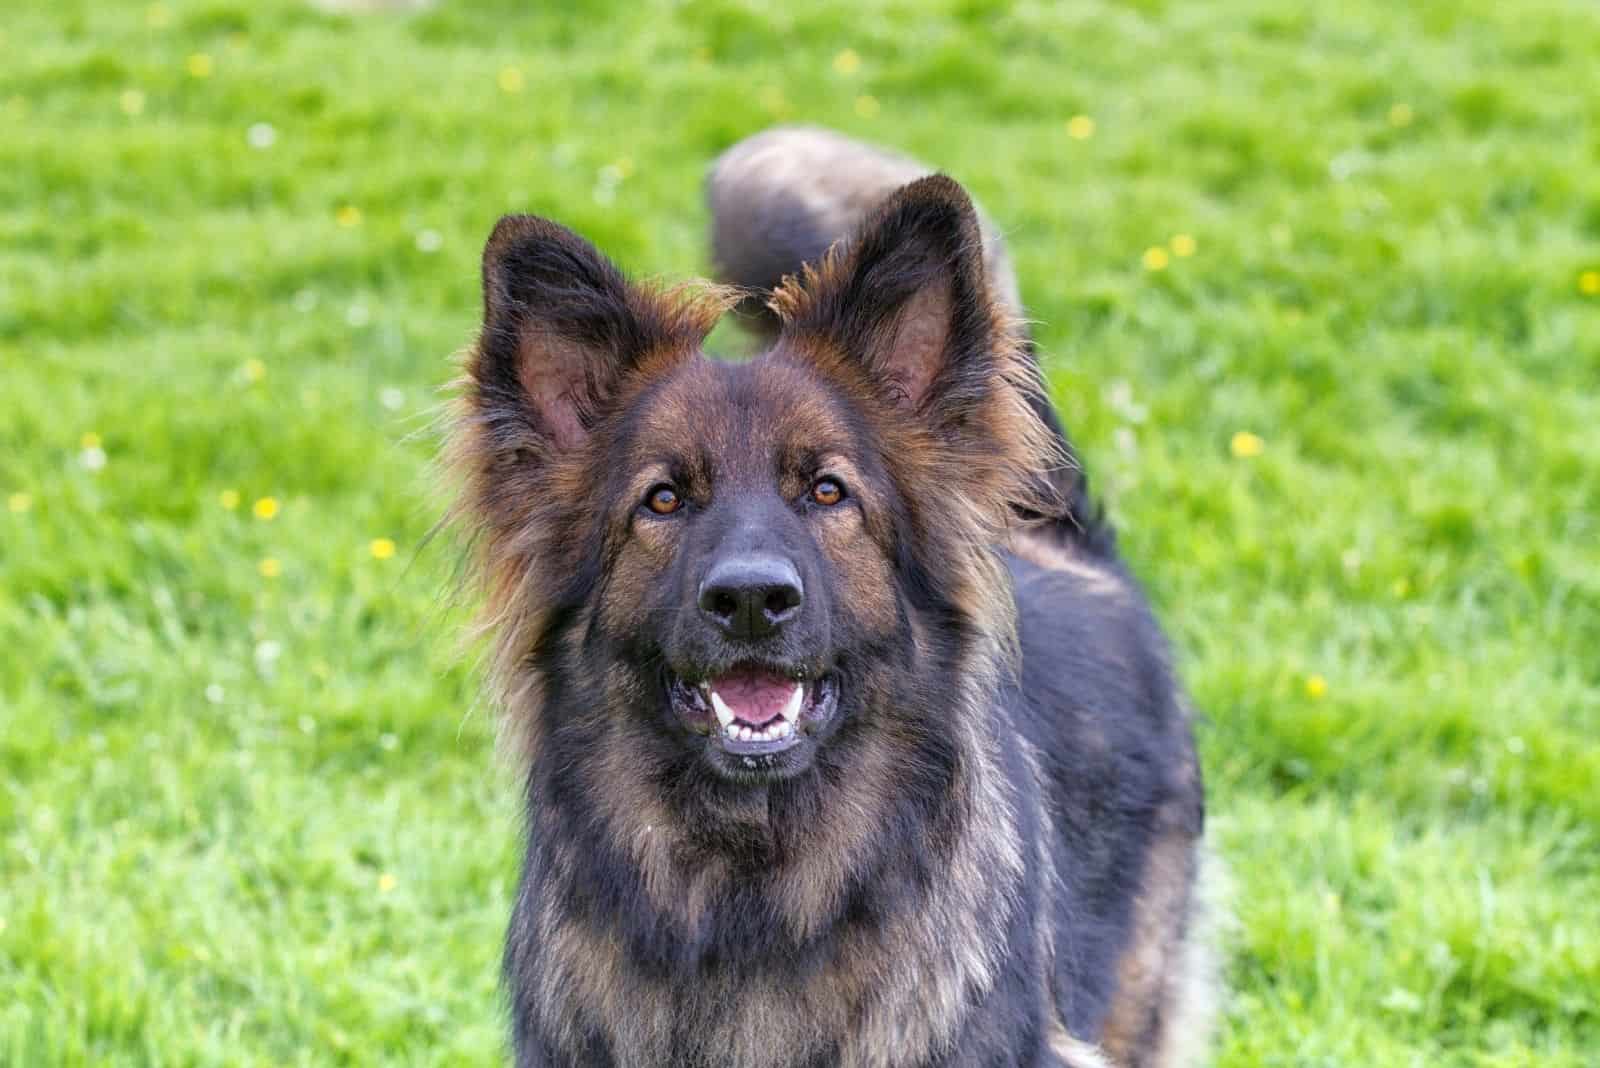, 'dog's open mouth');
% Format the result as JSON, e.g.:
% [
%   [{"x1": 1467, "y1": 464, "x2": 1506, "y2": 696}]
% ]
[{"x1": 670, "y1": 665, "x2": 837, "y2": 756}]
